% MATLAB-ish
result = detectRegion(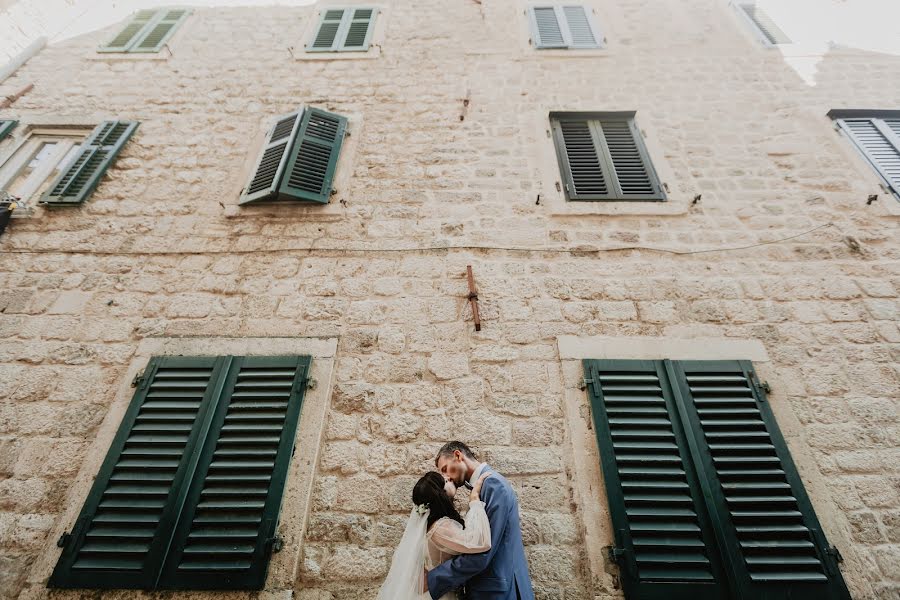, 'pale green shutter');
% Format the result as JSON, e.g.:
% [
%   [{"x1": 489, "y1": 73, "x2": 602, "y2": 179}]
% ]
[
  {"x1": 99, "y1": 10, "x2": 158, "y2": 52},
  {"x1": 41, "y1": 120, "x2": 139, "y2": 206},
  {"x1": 0, "y1": 120, "x2": 16, "y2": 142},
  {"x1": 835, "y1": 117, "x2": 900, "y2": 197},
  {"x1": 339, "y1": 8, "x2": 377, "y2": 51},
  {"x1": 307, "y1": 9, "x2": 346, "y2": 51},
  {"x1": 738, "y1": 4, "x2": 790, "y2": 45},
  {"x1": 132, "y1": 9, "x2": 191, "y2": 53}
]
